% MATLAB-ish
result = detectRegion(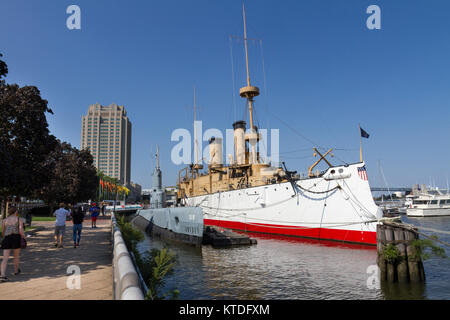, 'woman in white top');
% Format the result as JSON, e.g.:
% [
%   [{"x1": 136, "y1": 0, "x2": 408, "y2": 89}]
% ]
[{"x1": 1, "y1": 207, "x2": 25, "y2": 282}]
